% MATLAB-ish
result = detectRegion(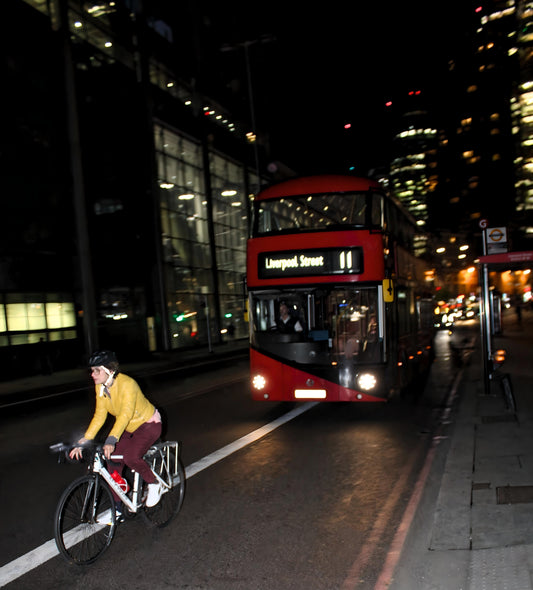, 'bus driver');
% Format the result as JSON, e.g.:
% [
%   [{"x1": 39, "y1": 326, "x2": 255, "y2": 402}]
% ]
[{"x1": 274, "y1": 301, "x2": 303, "y2": 333}]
